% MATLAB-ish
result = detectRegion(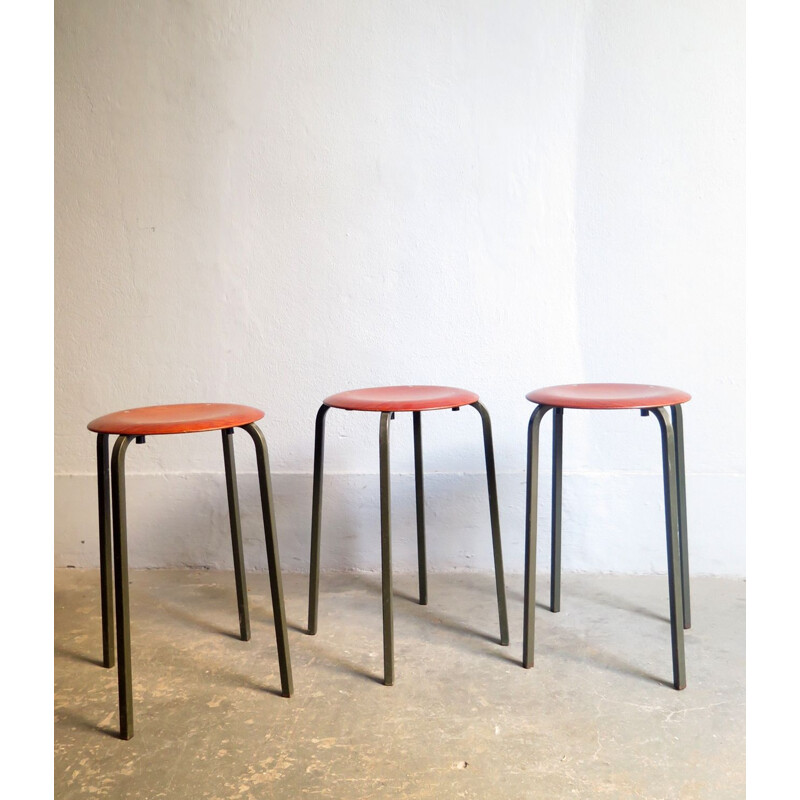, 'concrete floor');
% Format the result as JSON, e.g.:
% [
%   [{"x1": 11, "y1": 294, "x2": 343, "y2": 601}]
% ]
[{"x1": 55, "y1": 569, "x2": 744, "y2": 798}]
